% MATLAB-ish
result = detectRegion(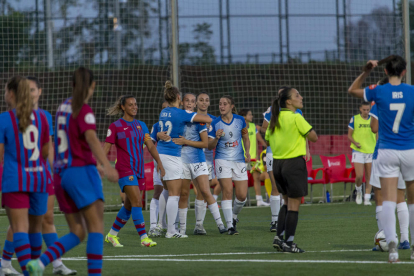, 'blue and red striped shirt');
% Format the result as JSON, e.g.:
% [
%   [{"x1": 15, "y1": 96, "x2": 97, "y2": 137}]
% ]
[
  {"x1": 105, "y1": 118, "x2": 150, "y2": 179},
  {"x1": 0, "y1": 109, "x2": 50, "y2": 193},
  {"x1": 54, "y1": 98, "x2": 97, "y2": 174}
]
